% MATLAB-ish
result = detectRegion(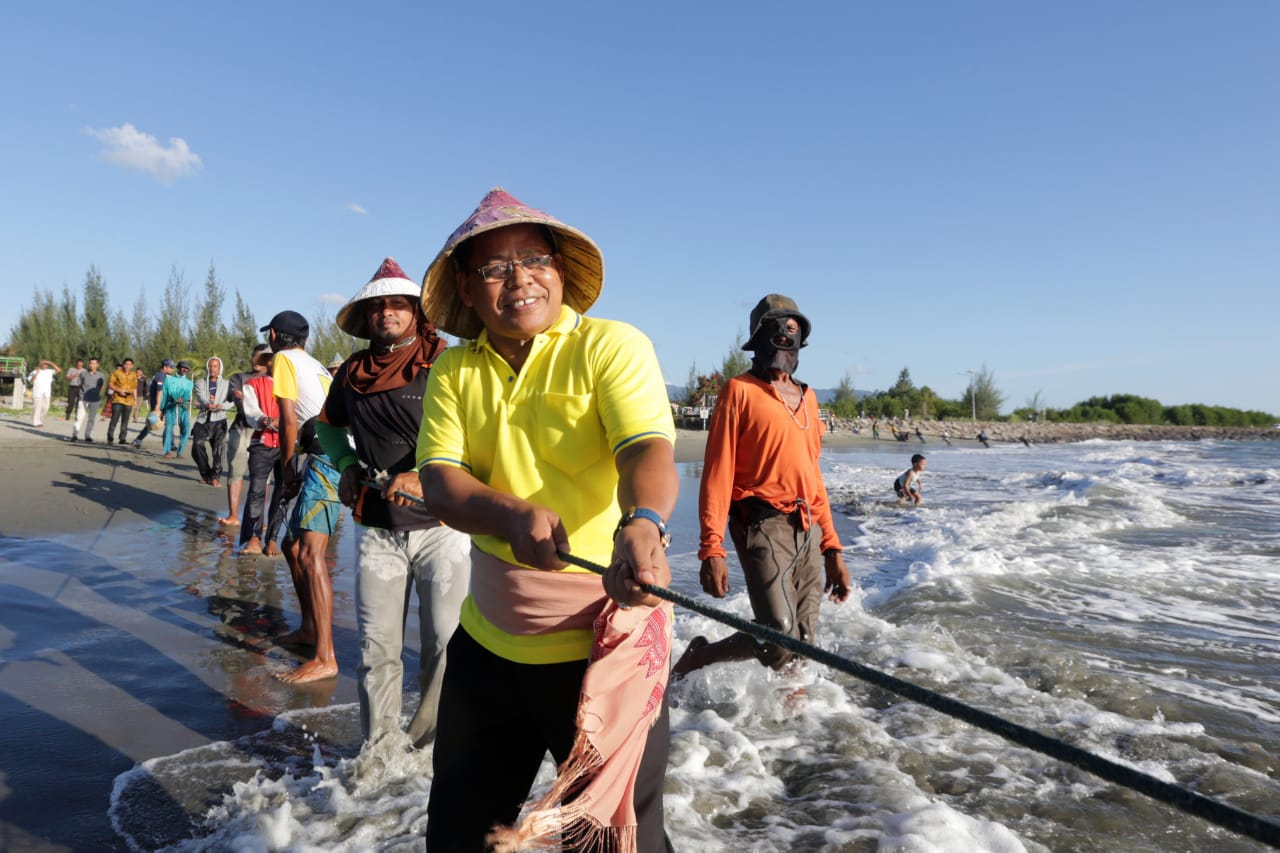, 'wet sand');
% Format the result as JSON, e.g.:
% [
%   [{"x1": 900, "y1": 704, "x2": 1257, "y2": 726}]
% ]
[
  {"x1": 0, "y1": 413, "x2": 362, "y2": 850},
  {"x1": 0, "y1": 413, "x2": 232, "y2": 537},
  {"x1": 675, "y1": 425, "x2": 926, "y2": 462},
  {"x1": 0, "y1": 417, "x2": 735, "y2": 850}
]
